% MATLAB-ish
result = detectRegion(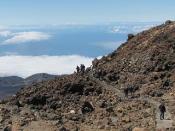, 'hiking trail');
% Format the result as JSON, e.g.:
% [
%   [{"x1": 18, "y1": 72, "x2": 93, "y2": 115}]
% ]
[{"x1": 90, "y1": 73, "x2": 173, "y2": 130}]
